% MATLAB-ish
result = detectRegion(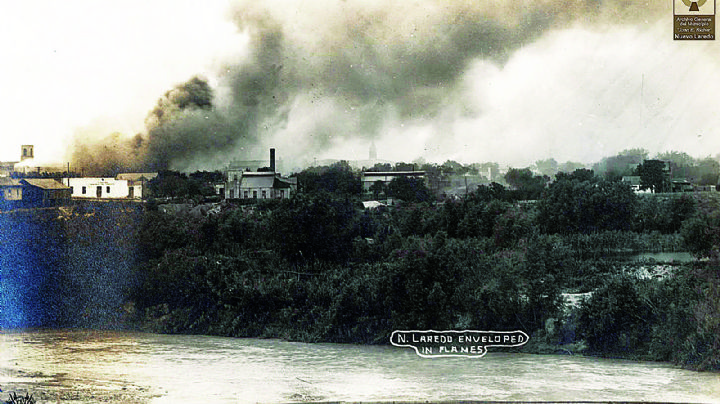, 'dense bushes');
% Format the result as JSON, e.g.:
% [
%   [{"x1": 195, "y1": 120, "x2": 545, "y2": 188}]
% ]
[
  {"x1": 130, "y1": 227, "x2": 564, "y2": 344},
  {"x1": 576, "y1": 267, "x2": 720, "y2": 370},
  {"x1": 577, "y1": 276, "x2": 653, "y2": 353},
  {"x1": 635, "y1": 194, "x2": 696, "y2": 233},
  {"x1": 537, "y1": 177, "x2": 637, "y2": 234},
  {"x1": 124, "y1": 171, "x2": 718, "y2": 371},
  {"x1": 681, "y1": 196, "x2": 720, "y2": 260}
]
